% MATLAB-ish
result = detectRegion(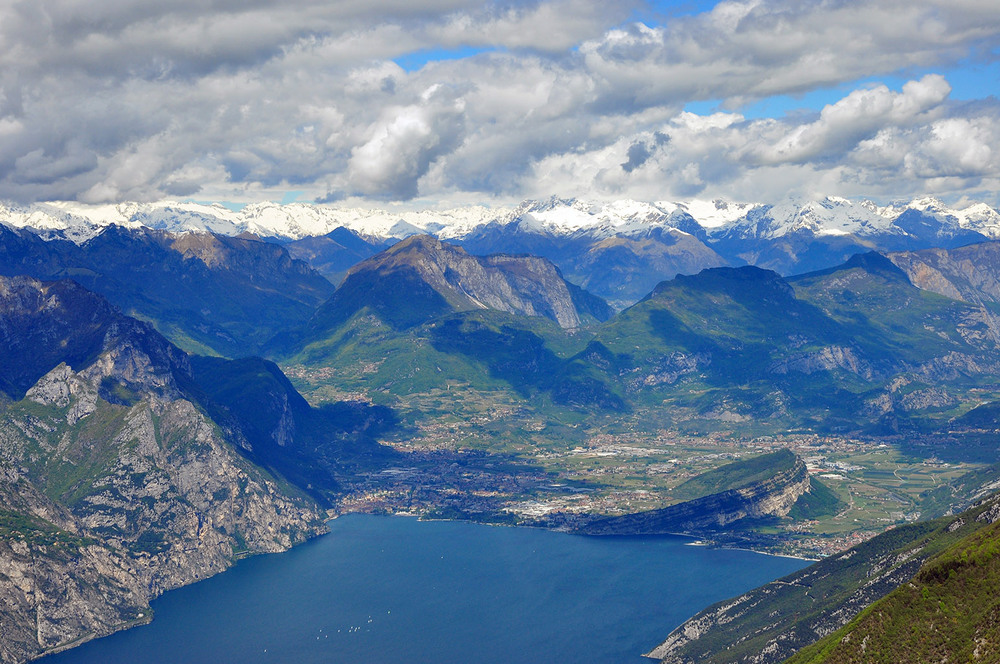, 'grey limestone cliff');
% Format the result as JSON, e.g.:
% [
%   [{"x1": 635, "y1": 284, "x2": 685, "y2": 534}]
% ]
[
  {"x1": 344, "y1": 235, "x2": 612, "y2": 328},
  {"x1": 889, "y1": 241, "x2": 1000, "y2": 306},
  {"x1": 578, "y1": 454, "x2": 809, "y2": 536},
  {"x1": 0, "y1": 276, "x2": 327, "y2": 663}
]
